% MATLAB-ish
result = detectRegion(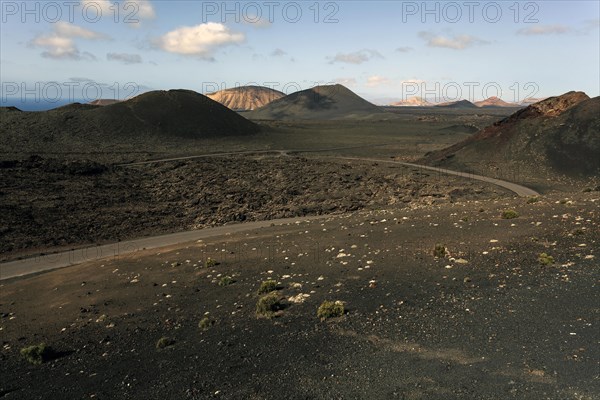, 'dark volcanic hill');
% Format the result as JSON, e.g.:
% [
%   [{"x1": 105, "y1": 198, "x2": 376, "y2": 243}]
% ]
[
  {"x1": 421, "y1": 91, "x2": 599, "y2": 183},
  {"x1": 435, "y1": 100, "x2": 478, "y2": 109},
  {"x1": 246, "y1": 84, "x2": 388, "y2": 120},
  {"x1": 0, "y1": 90, "x2": 260, "y2": 154},
  {"x1": 207, "y1": 86, "x2": 285, "y2": 111}
]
